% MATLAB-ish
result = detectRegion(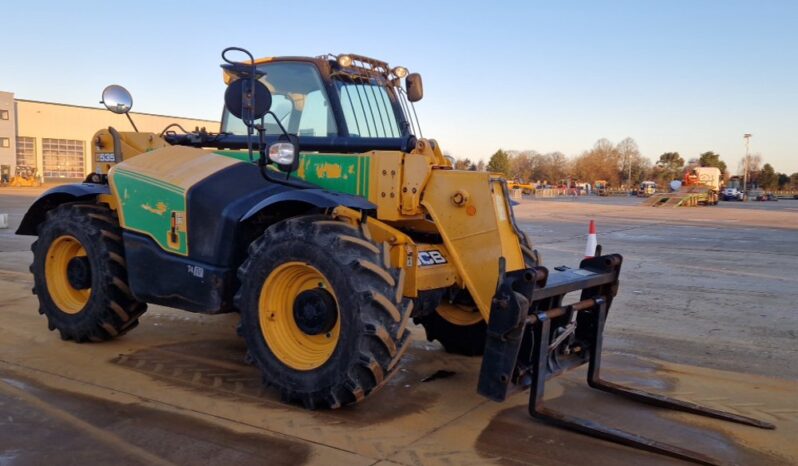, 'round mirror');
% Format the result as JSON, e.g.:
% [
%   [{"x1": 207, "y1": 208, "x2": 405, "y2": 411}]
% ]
[
  {"x1": 224, "y1": 78, "x2": 272, "y2": 122},
  {"x1": 101, "y1": 85, "x2": 133, "y2": 114}
]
